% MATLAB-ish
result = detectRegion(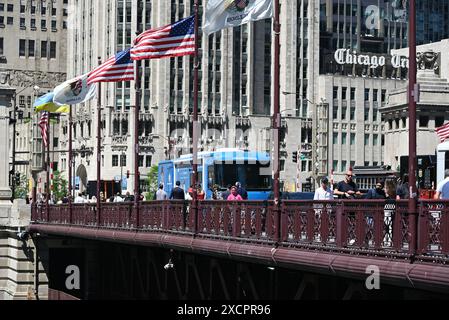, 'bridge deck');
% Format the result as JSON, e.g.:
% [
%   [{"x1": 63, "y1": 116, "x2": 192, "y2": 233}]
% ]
[{"x1": 29, "y1": 200, "x2": 449, "y2": 292}]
